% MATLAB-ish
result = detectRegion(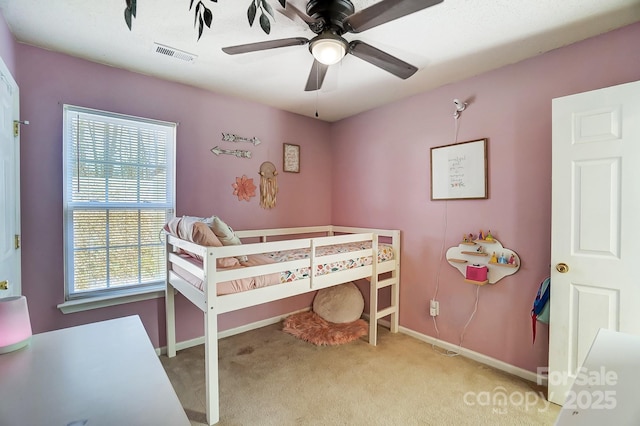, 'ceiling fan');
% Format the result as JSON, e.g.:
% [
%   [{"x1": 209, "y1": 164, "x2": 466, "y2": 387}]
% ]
[{"x1": 222, "y1": 0, "x2": 443, "y2": 91}]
